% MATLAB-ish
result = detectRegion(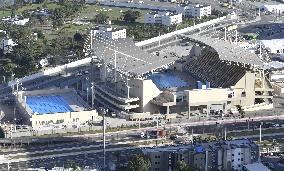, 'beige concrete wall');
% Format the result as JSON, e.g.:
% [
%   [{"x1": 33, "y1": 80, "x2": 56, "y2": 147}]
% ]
[
  {"x1": 272, "y1": 83, "x2": 284, "y2": 94},
  {"x1": 23, "y1": 88, "x2": 72, "y2": 96},
  {"x1": 234, "y1": 72, "x2": 256, "y2": 106},
  {"x1": 31, "y1": 110, "x2": 99, "y2": 128},
  {"x1": 186, "y1": 88, "x2": 228, "y2": 105},
  {"x1": 128, "y1": 78, "x2": 161, "y2": 113},
  {"x1": 142, "y1": 80, "x2": 162, "y2": 113}
]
